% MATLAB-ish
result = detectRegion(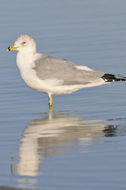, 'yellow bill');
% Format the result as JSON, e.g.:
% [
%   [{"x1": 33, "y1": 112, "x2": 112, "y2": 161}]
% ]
[{"x1": 6, "y1": 45, "x2": 18, "y2": 51}]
